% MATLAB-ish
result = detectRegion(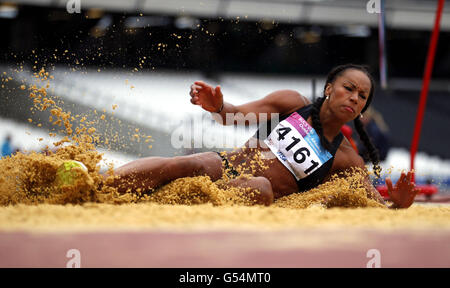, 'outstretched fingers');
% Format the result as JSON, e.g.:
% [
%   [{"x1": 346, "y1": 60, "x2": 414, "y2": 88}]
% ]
[
  {"x1": 399, "y1": 171, "x2": 415, "y2": 189},
  {"x1": 386, "y1": 171, "x2": 419, "y2": 209},
  {"x1": 190, "y1": 83, "x2": 204, "y2": 105},
  {"x1": 190, "y1": 84, "x2": 202, "y2": 96},
  {"x1": 406, "y1": 172, "x2": 418, "y2": 195},
  {"x1": 215, "y1": 85, "x2": 223, "y2": 99},
  {"x1": 190, "y1": 97, "x2": 199, "y2": 105},
  {"x1": 398, "y1": 171, "x2": 406, "y2": 183},
  {"x1": 406, "y1": 171, "x2": 413, "y2": 183},
  {"x1": 386, "y1": 177, "x2": 393, "y2": 197},
  {"x1": 194, "y1": 81, "x2": 210, "y2": 89}
]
